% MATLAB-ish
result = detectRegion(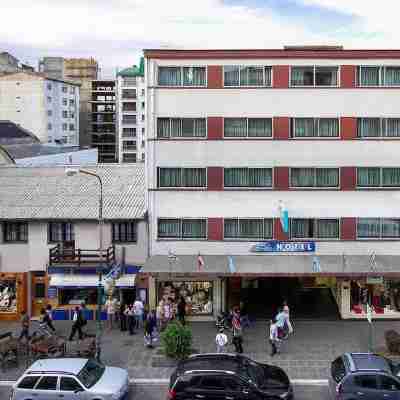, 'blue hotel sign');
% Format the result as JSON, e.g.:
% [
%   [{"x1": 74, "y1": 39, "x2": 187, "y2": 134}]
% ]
[{"x1": 252, "y1": 240, "x2": 315, "y2": 253}]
